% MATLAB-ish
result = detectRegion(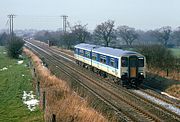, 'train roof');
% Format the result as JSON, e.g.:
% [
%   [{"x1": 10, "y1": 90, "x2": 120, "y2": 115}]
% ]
[
  {"x1": 74, "y1": 43, "x2": 99, "y2": 51},
  {"x1": 75, "y1": 43, "x2": 142, "y2": 57},
  {"x1": 93, "y1": 47, "x2": 139, "y2": 57}
]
